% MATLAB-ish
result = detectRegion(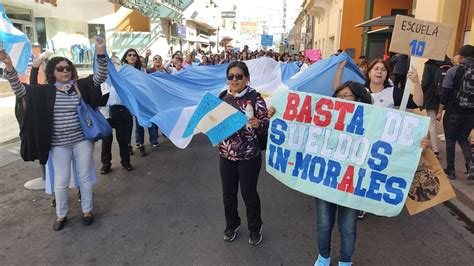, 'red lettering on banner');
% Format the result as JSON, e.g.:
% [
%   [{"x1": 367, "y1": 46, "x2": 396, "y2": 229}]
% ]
[
  {"x1": 334, "y1": 101, "x2": 355, "y2": 131},
  {"x1": 296, "y1": 95, "x2": 313, "y2": 123},
  {"x1": 314, "y1": 98, "x2": 333, "y2": 127},
  {"x1": 337, "y1": 165, "x2": 355, "y2": 193},
  {"x1": 283, "y1": 93, "x2": 300, "y2": 121}
]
